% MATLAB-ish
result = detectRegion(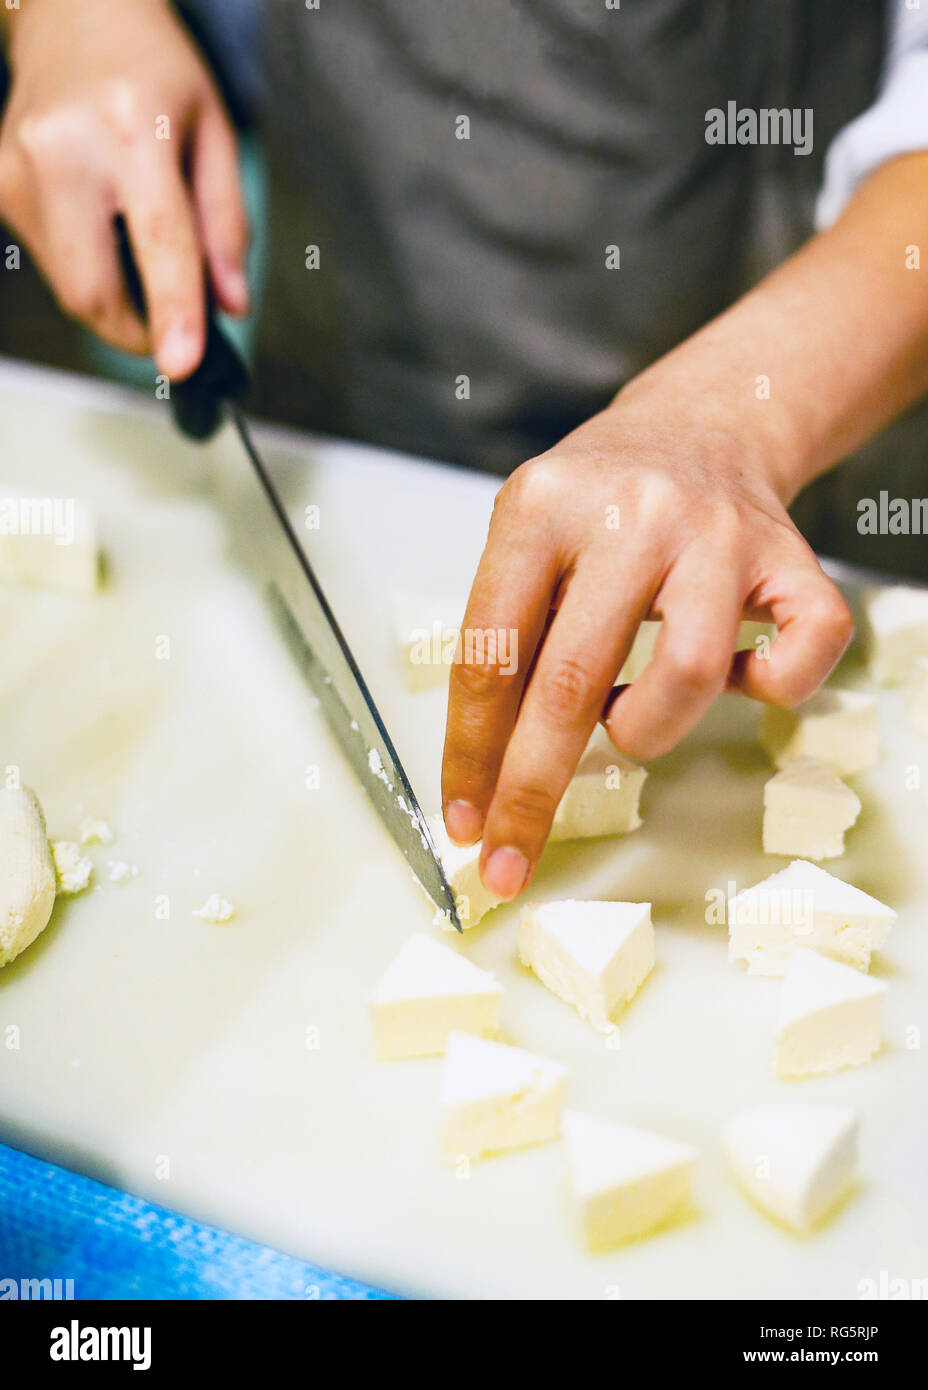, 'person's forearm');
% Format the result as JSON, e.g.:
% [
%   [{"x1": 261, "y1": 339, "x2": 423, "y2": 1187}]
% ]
[{"x1": 618, "y1": 151, "x2": 928, "y2": 505}]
